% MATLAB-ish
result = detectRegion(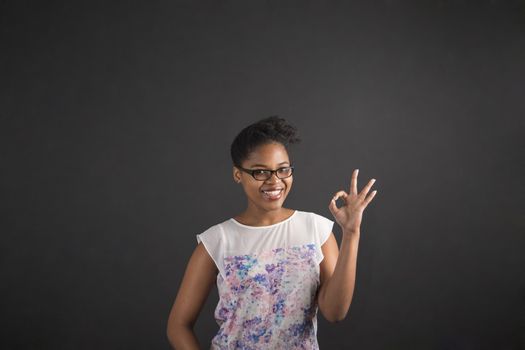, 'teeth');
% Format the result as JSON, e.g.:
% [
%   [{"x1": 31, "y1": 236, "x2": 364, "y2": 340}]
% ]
[{"x1": 263, "y1": 190, "x2": 282, "y2": 195}]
